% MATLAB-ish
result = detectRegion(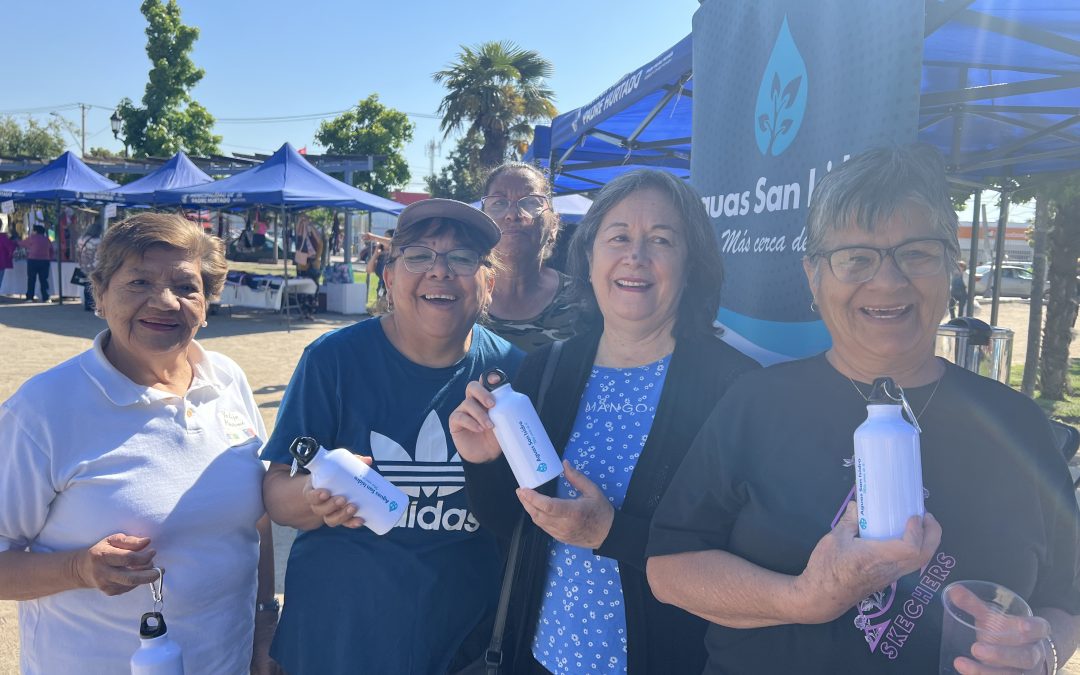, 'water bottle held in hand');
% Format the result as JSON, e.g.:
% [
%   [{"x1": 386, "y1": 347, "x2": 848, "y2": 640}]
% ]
[
  {"x1": 483, "y1": 368, "x2": 563, "y2": 489},
  {"x1": 289, "y1": 437, "x2": 408, "y2": 535},
  {"x1": 853, "y1": 377, "x2": 924, "y2": 540}
]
